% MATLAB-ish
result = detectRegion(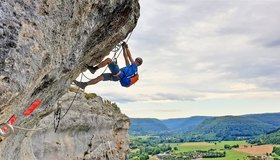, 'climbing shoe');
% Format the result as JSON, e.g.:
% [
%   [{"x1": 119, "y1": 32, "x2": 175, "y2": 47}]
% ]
[
  {"x1": 73, "y1": 80, "x2": 87, "y2": 90},
  {"x1": 86, "y1": 65, "x2": 98, "y2": 74}
]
